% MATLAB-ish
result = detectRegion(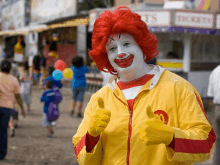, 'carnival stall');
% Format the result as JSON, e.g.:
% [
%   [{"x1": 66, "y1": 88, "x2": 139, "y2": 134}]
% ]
[{"x1": 88, "y1": 5, "x2": 218, "y2": 98}]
